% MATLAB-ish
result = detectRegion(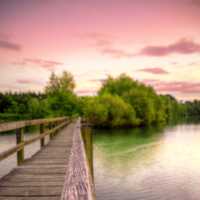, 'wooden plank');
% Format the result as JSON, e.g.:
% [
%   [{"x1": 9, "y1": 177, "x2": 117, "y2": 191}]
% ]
[
  {"x1": 39, "y1": 124, "x2": 45, "y2": 147},
  {"x1": 0, "y1": 197, "x2": 60, "y2": 200},
  {"x1": 1, "y1": 176, "x2": 65, "y2": 183},
  {"x1": 0, "y1": 121, "x2": 69, "y2": 162},
  {"x1": 2, "y1": 173, "x2": 65, "y2": 180},
  {"x1": 0, "y1": 119, "x2": 94, "y2": 200},
  {"x1": 0, "y1": 143, "x2": 24, "y2": 162},
  {"x1": 0, "y1": 117, "x2": 67, "y2": 133},
  {"x1": 0, "y1": 122, "x2": 75, "y2": 199},
  {"x1": 23, "y1": 160, "x2": 67, "y2": 165},
  {"x1": 0, "y1": 186, "x2": 62, "y2": 196},
  {"x1": 31, "y1": 155, "x2": 68, "y2": 159},
  {"x1": 17, "y1": 165, "x2": 67, "y2": 169},
  {"x1": 61, "y1": 119, "x2": 95, "y2": 200},
  {"x1": 12, "y1": 167, "x2": 67, "y2": 175},
  {"x1": 0, "y1": 181, "x2": 64, "y2": 187},
  {"x1": 16, "y1": 128, "x2": 24, "y2": 165}
]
